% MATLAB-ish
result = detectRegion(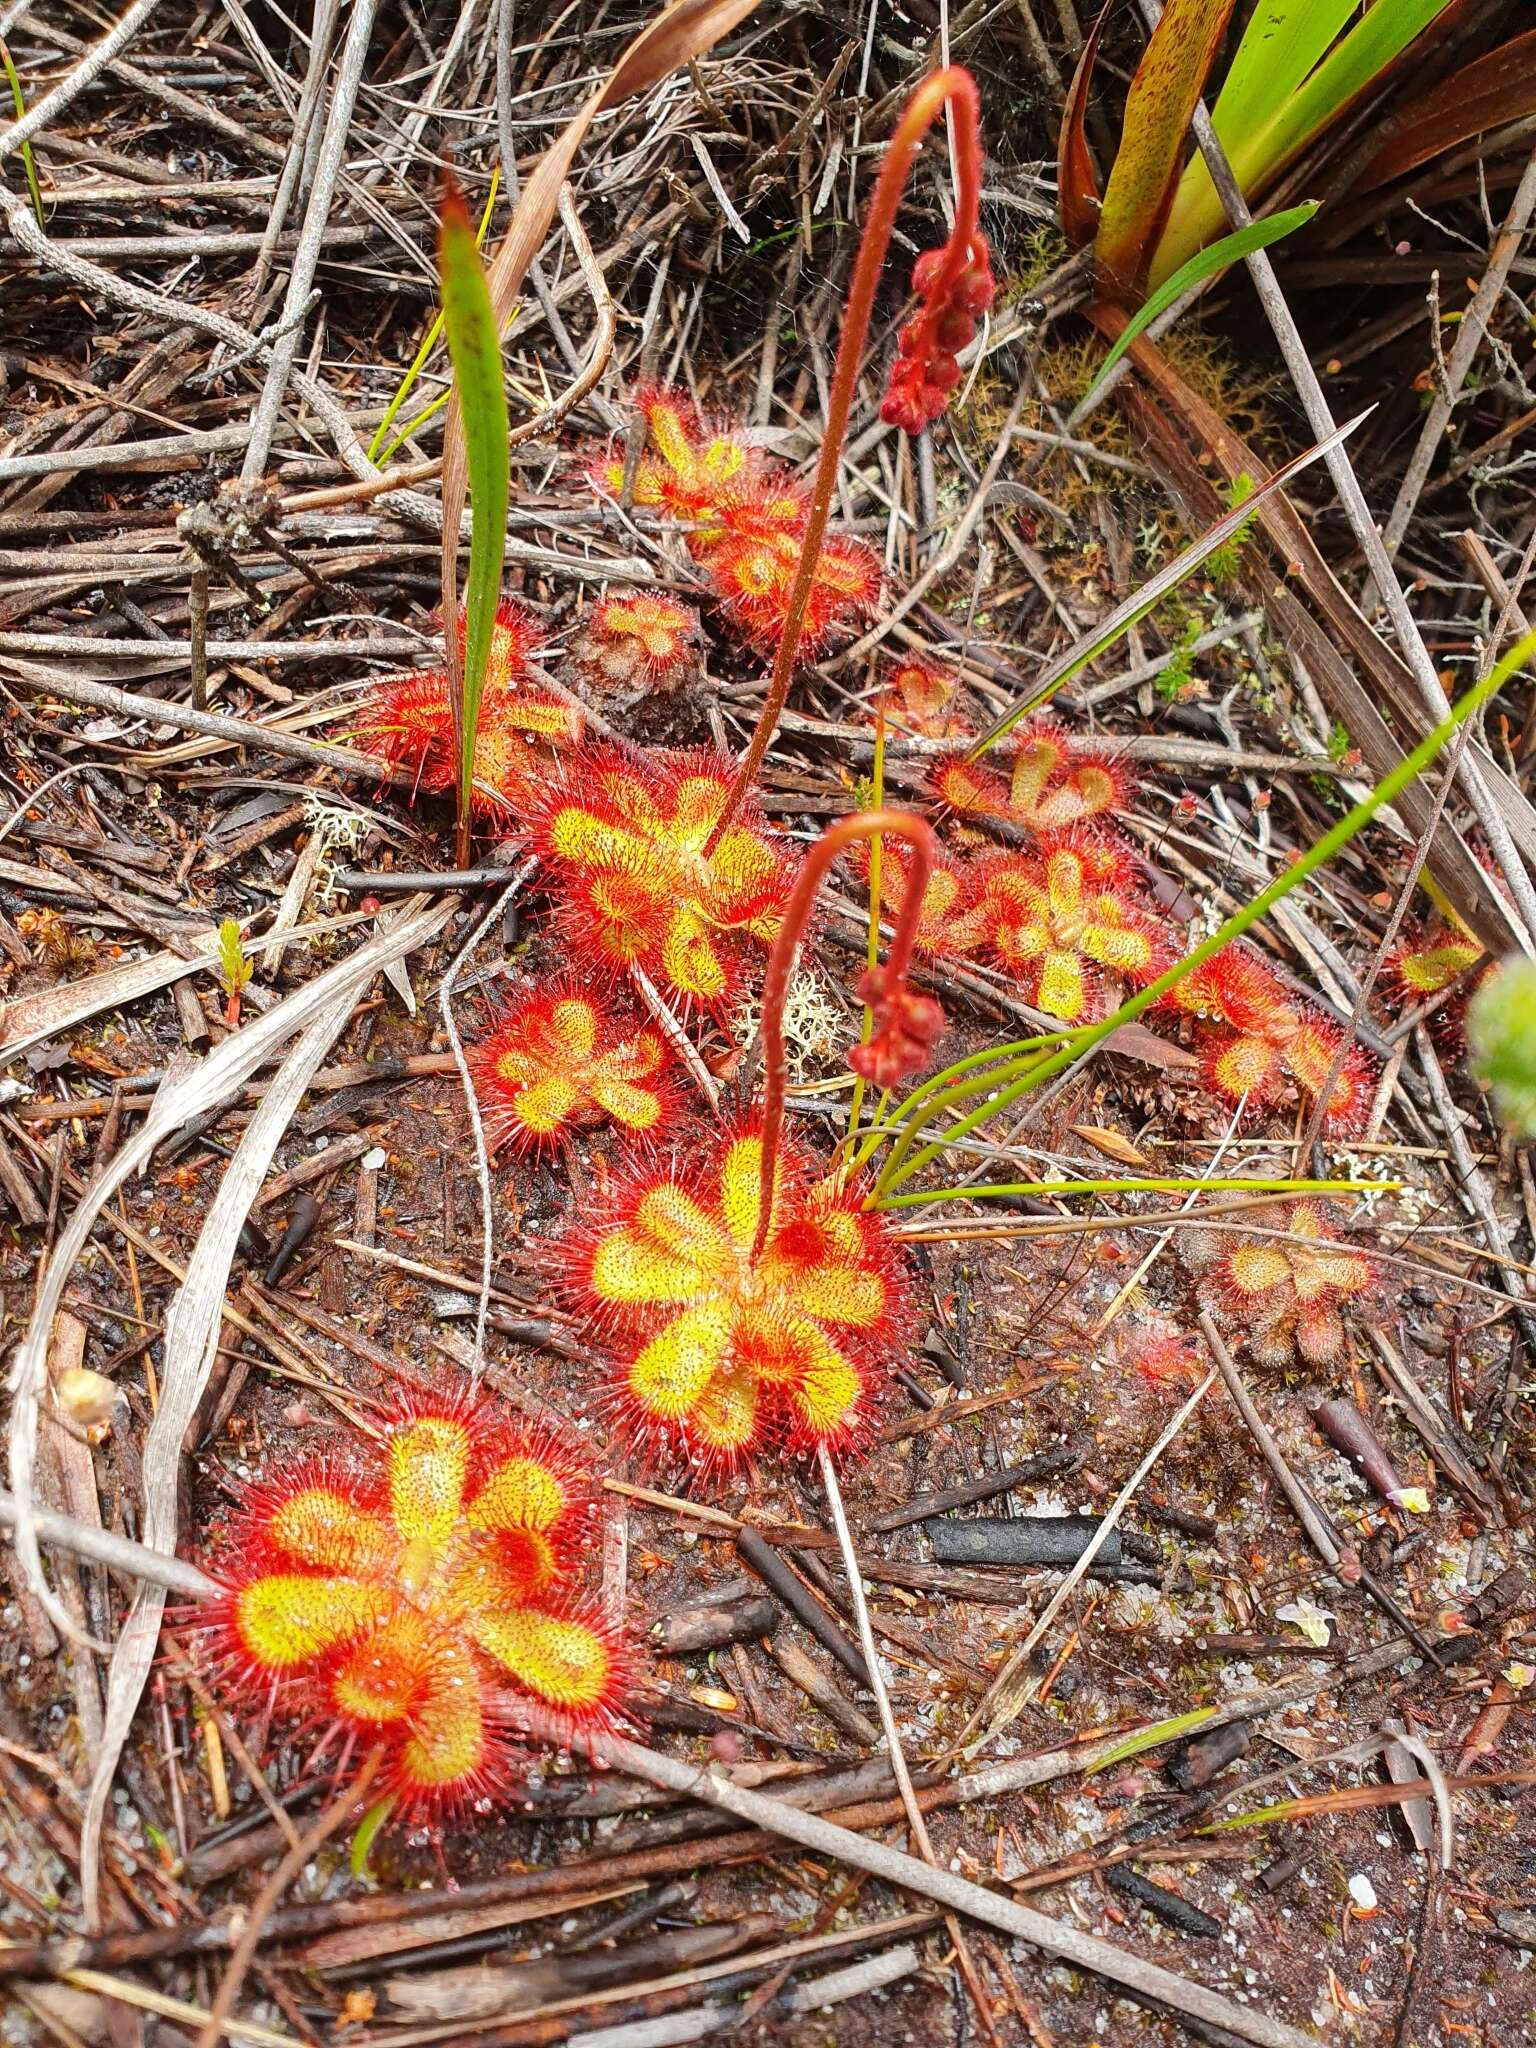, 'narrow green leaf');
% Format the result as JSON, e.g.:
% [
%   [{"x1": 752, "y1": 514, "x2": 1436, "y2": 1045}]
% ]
[
  {"x1": 1153, "y1": 0, "x2": 1456, "y2": 286},
  {"x1": 350, "y1": 1793, "x2": 396, "y2": 1877},
  {"x1": 1076, "y1": 202, "x2": 1318, "y2": 413},
  {"x1": 369, "y1": 171, "x2": 499, "y2": 465},
  {"x1": 1205, "y1": 0, "x2": 1358, "y2": 158},
  {"x1": 965, "y1": 409, "x2": 1364, "y2": 760},
  {"x1": 1088, "y1": 1707, "x2": 1218, "y2": 1773},
  {"x1": 876, "y1": 1173, "x2": 1393, "y2": 1212},
  {"x1": 877, "y1": 627, "x2": 1536, "y2": 1196},
  {"x1": 1202, "y1": 1798, "x2": 1300, "y2": 1832},
  {"x1": 438, "y1": 172, "x2": 510, "y2": 842},
  {"x1": 1, "y1": 40, "x2": 44, "y2": 230}
]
